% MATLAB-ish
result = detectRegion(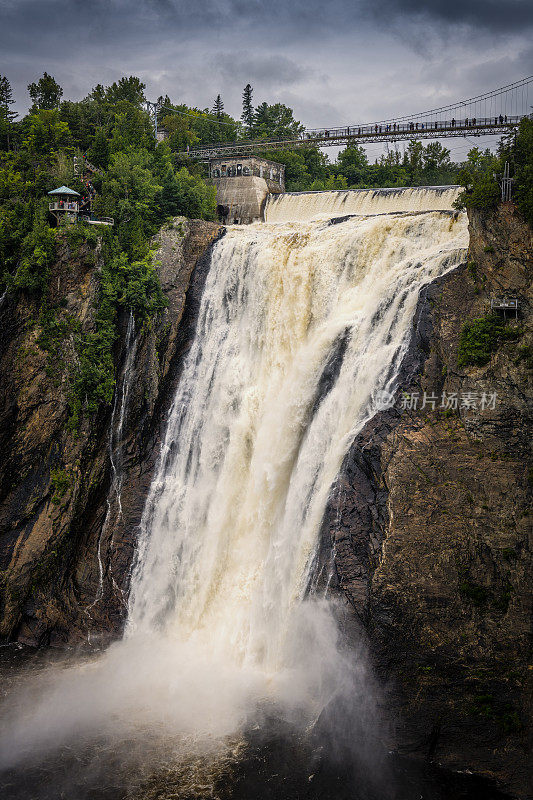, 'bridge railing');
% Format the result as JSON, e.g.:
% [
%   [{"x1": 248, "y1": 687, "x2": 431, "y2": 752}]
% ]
[{"x1": 183, "y1": 115, "x2": 525, "y2": 158}]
